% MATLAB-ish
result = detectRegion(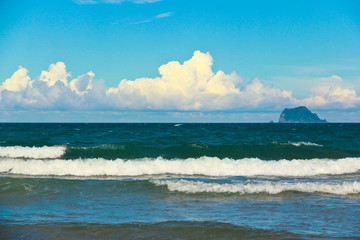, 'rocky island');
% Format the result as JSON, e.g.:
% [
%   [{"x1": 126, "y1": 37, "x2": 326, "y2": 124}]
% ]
[{"x1": 279, "y1": 106, "x2": 326, "y2": 123}]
